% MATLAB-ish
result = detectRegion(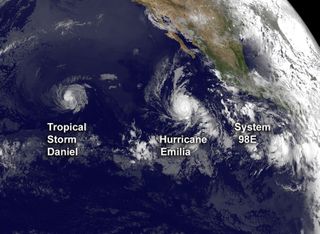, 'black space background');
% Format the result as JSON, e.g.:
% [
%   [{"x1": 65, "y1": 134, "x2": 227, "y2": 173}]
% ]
[{"x1": 288, "y1": 0, "x2": 320, "y2": 45}]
